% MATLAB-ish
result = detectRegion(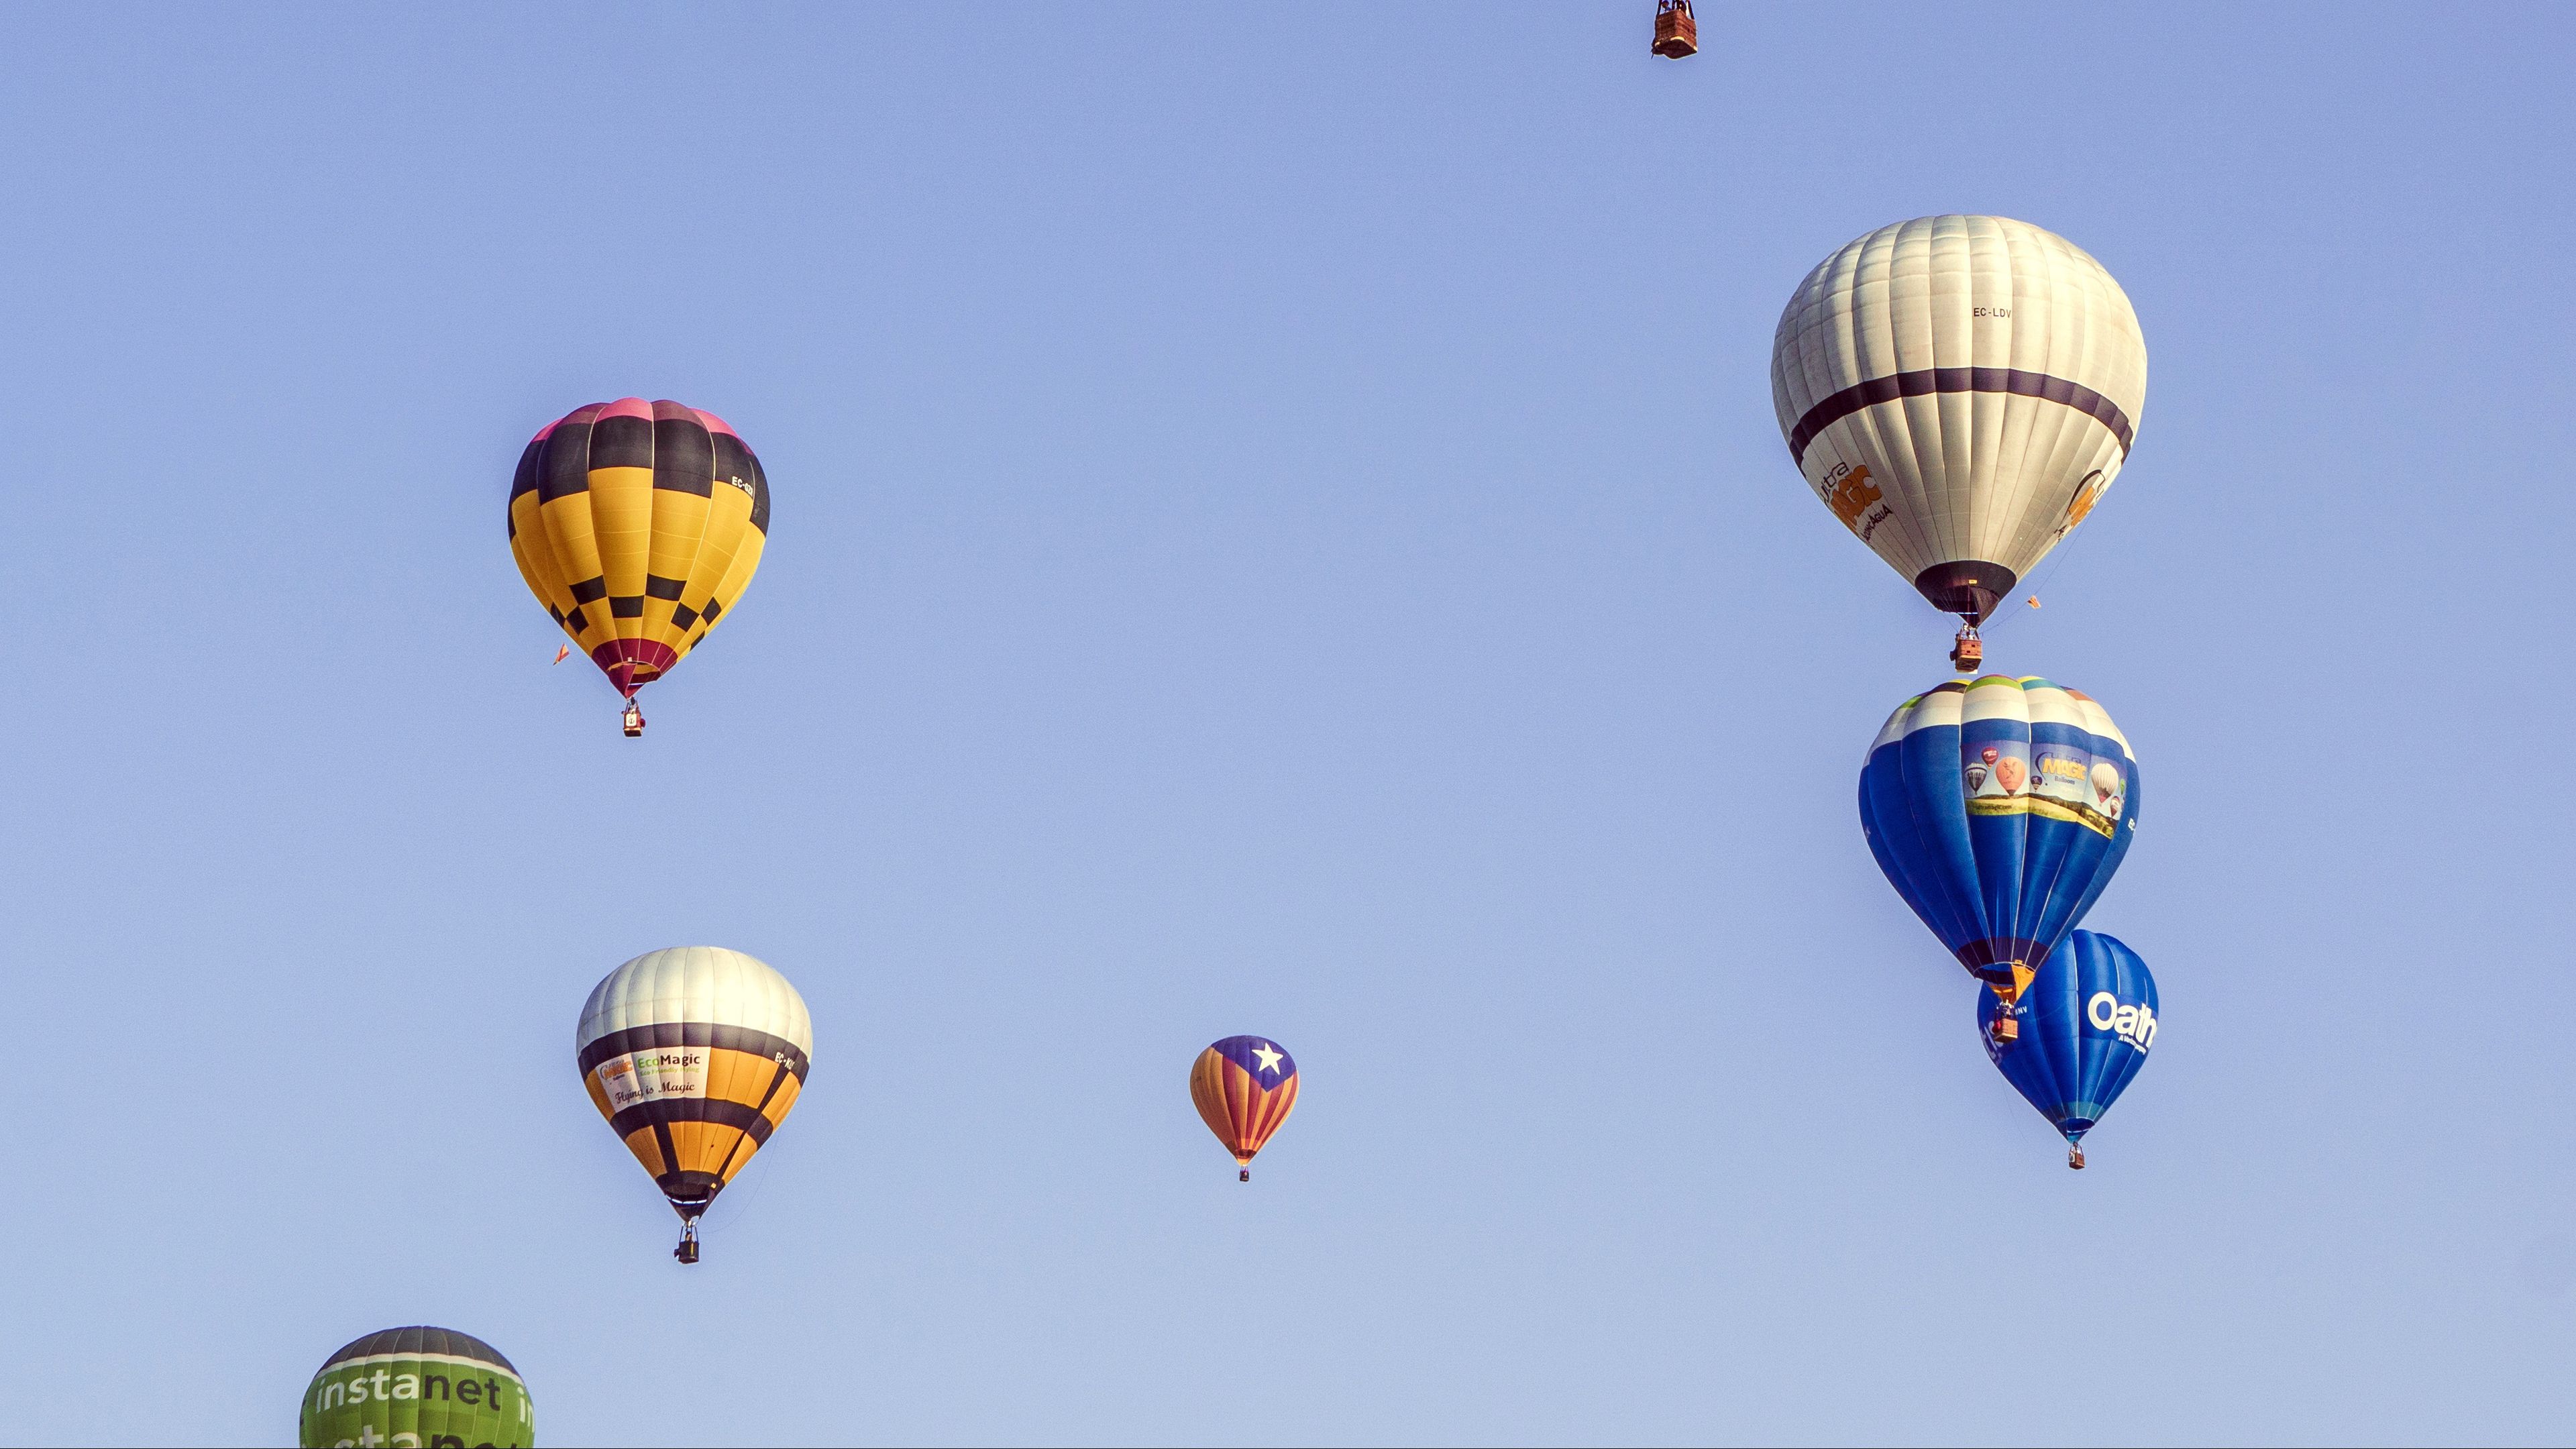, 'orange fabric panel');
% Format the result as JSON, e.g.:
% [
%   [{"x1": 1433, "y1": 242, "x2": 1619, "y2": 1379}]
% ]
[
  {"x1": 584, "y1": 464, "x2": 655, "y2": 619},
  {"x1": 761, "y1": 1071, "x2": 804, "y2": 1128},
  {"x1": 668, "y1": 1120, "x2": 758, "y2": 1176},
  {"x1": 667, "y1": 1120, "x2": 714, "y2": 1175},
  {"x1": 714, "y1": 1133, "x2": 763, "y2": 1187},
  {"x1": 705, "y1": 1047, "x2": 779, "y2": 1110},
  {"x1": 621, "y1": 1124, "x2": 667, "y2": 1178}
]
